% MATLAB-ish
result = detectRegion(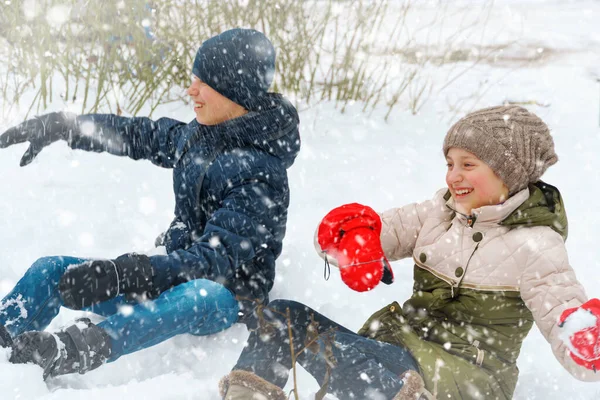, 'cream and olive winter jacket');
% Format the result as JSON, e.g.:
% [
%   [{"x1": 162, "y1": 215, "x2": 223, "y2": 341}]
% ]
[{"x1": 317, "y1": 182, "x2": 599, "y2": 399}]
